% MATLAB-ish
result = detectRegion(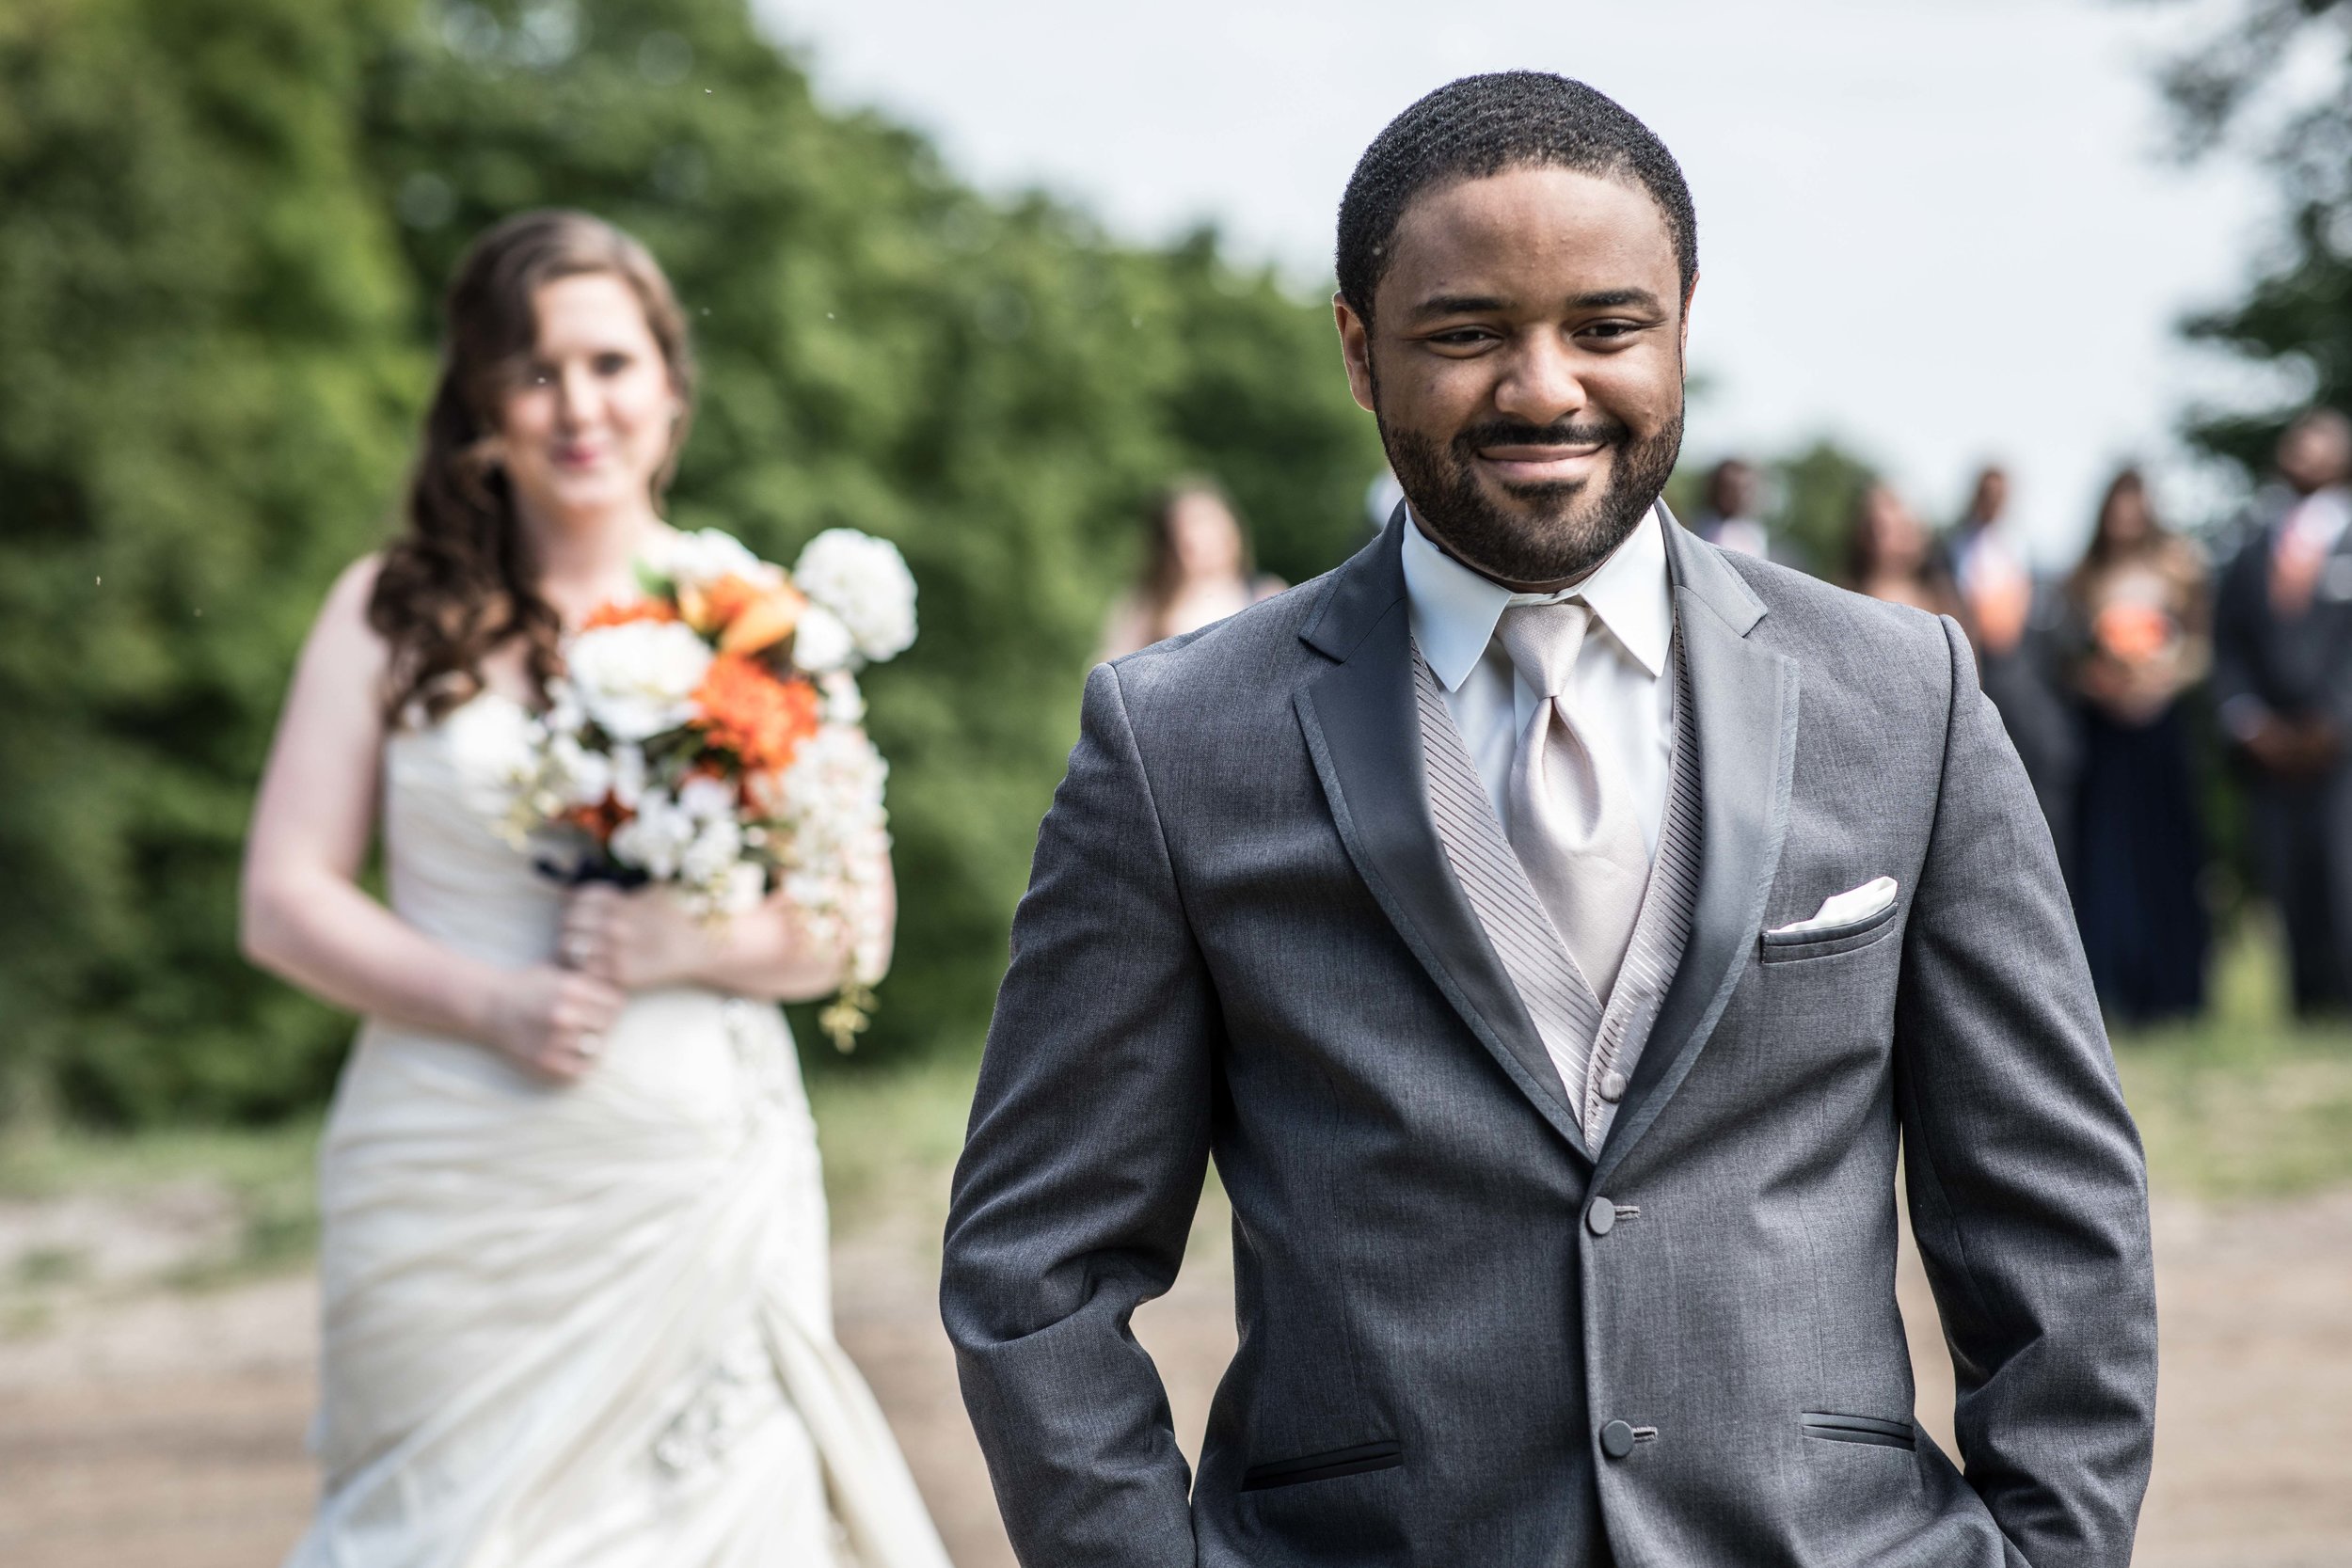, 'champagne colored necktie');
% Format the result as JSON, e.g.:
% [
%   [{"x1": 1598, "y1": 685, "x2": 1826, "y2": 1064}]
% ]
[{"x1": 1496, "y1": 601, "x2": 1652, "y2": 1003}]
